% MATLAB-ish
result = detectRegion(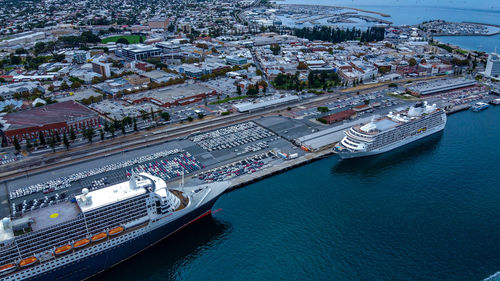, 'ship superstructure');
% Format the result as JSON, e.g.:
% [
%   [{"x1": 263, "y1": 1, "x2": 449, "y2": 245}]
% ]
[
  {"x1": 0, "y1": 172, "x2": 230, "y2": 281},
  {"x1": 334, "y1": 102, "x2": 447, "y2": 159}
]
